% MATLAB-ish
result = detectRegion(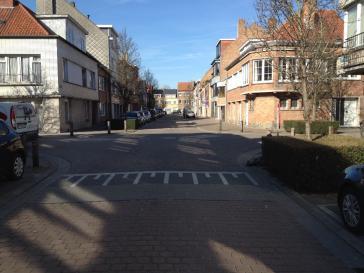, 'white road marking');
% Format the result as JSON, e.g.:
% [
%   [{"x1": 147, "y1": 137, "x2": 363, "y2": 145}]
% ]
[
  {"x1": 219, "y1": 173, "x2": 229, "y2": 185},
  {"x1": 232, "y1": 173, "x2": 238, "y2": 179},
  {"x1": 178, "y1": 172, "x2": 183, "y2": 178},
  {"x1": 94, "y1": 175, "x2": 101, "y2": 180},
  {"x1": 192, "y1": 173, "x2": 199, "y2": 185},
  {"x1": 123, "y1": 173, "x2": 129, "y2": 179},
  {"x1": 133, "y1": 173, "x2": 143, "y2": 185},
  {"x1": 150, "y1": 172, "x2": 156, "y2": 178},
  {"x1": 103, "y1": 174, "x2": 115, "y2": 186},
  {"x1": 244, "y1": 172, "x2": 259, "y2": 186},
  {"x1": 205, "y1": 172, "x2": 211, "y2": 178},
  {"x1": 164, "y1": 172, "x2": 170, "y2": 184},
  {"x1": 71, "y1": 176, "x2": 87, "y2": 187}
]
